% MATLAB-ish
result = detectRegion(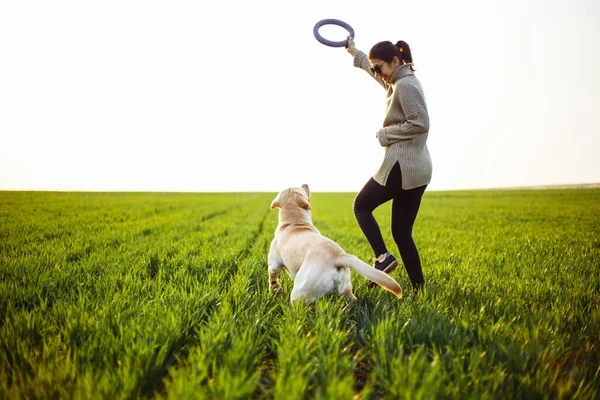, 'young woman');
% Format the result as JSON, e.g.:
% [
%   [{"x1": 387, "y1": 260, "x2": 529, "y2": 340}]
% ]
[{"x1": 346, "y1": 37, "x2": 432, "y2": 293}]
